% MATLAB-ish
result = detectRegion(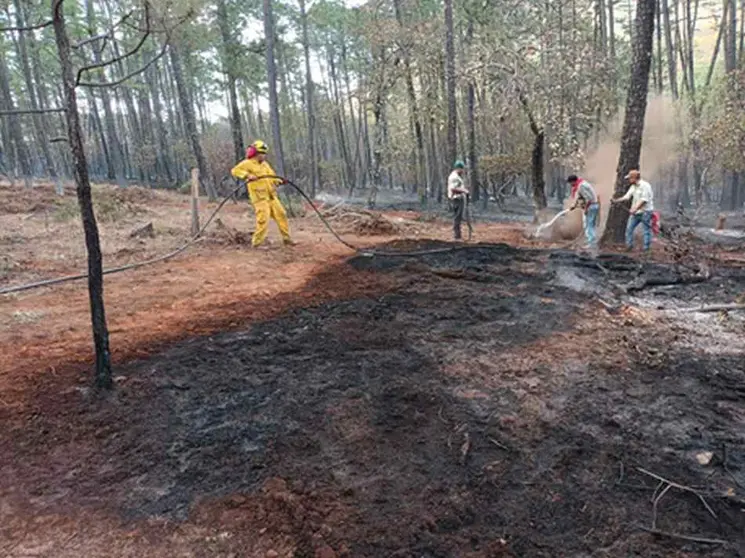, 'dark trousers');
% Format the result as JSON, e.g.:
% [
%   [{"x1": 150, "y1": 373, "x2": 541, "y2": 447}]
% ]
[{"x1": 452, "y1": 197, "x2": 465, "y2": 239}]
